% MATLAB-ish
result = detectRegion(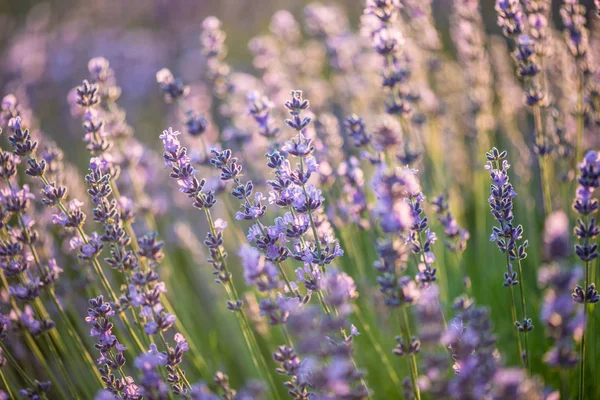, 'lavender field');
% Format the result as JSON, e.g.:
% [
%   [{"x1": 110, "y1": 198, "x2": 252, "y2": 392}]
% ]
[{"x1": 0, "y1": 0, "x2": 599, "y2": 398}]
